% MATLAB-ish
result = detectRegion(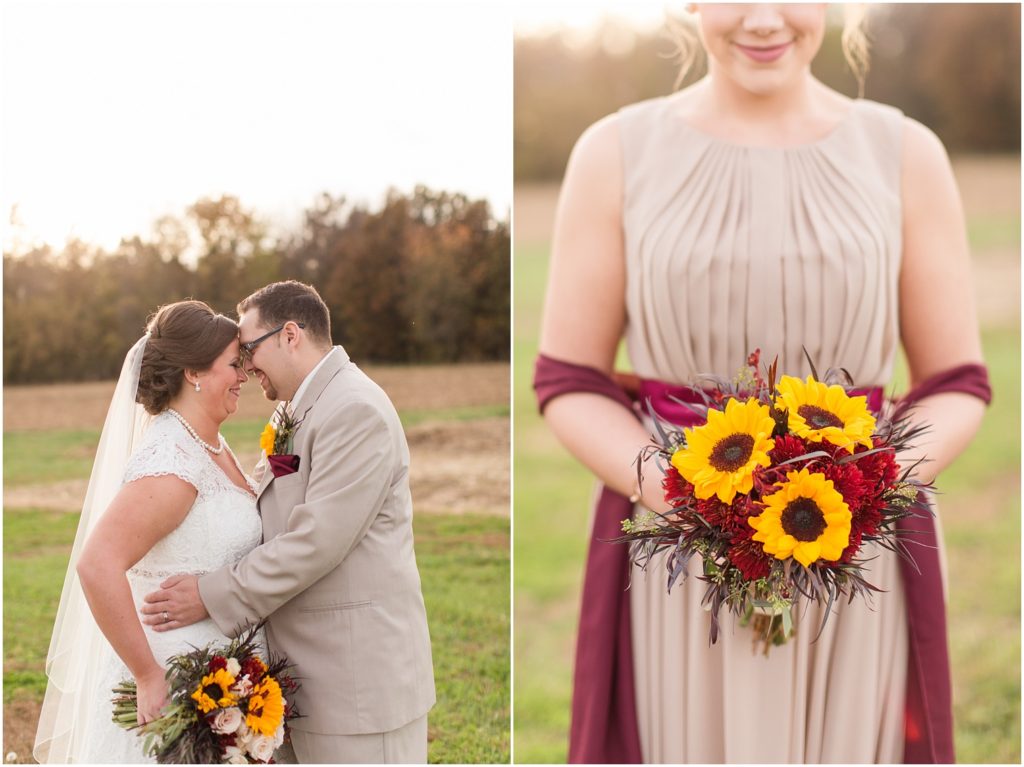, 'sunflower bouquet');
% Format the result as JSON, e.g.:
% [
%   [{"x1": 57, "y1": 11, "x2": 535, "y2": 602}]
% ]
[
  {"x1": 619, "y1": 352, "x2": 930, "y2": 651},
  {"x1": 112, "y1": 623, "x2": 300, "y2": 763}
]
